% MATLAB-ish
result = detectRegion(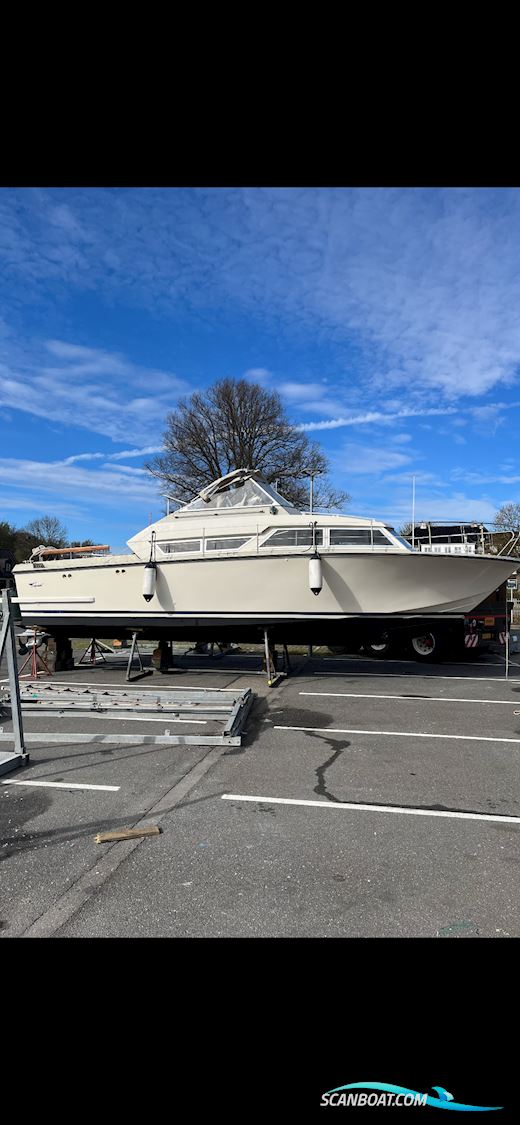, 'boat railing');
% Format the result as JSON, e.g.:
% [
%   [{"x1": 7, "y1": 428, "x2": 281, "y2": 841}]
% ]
[{"x1": 409, "y1": 522, "x2": 520, "y2": 557}]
